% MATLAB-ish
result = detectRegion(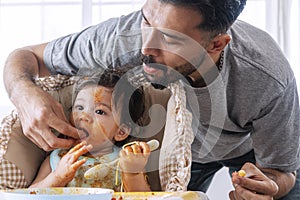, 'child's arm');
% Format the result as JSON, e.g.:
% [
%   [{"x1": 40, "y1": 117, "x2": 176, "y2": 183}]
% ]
[
  {"x1": 119, "y1": 142, "x2": 151, "y2": 191},
  {"x1": 29, "y1": 141, "x2": 92, "y2": 188}
]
